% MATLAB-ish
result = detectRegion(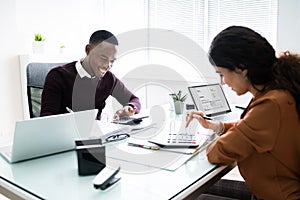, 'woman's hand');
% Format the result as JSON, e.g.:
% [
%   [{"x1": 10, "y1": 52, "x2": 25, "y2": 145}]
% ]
[
  {"x1": 186, "y1": 111, "x2": 225, "y2": 135},
  {"x1": 185, "y1": 111, "x2": 211, "y2": 129}
]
